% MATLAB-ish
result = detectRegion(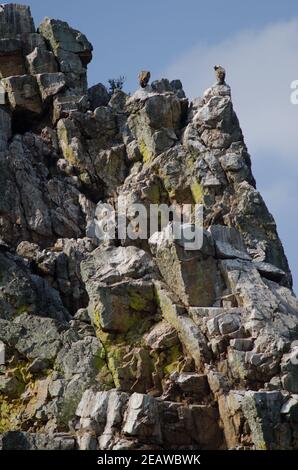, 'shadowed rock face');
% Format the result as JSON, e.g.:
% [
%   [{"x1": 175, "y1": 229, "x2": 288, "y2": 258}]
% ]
[
  {"x1": 0, "y1": 3, "x2": 298, "y2": 451},
  {"x1": 0, "y1": 4, "x2": 35, "y2": 37}
]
